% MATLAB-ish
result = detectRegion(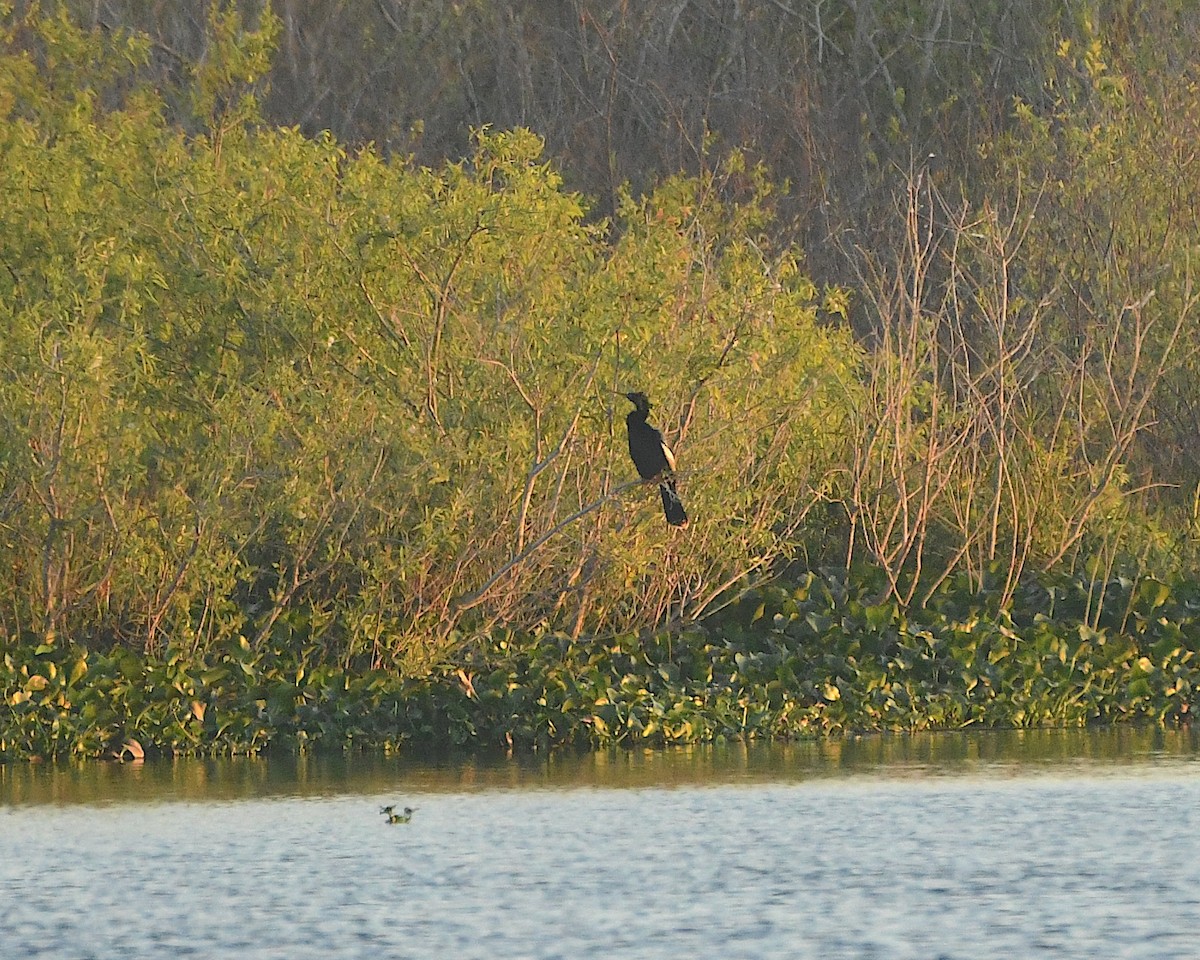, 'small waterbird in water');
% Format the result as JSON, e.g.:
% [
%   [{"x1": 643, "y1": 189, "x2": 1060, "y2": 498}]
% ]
[
  {"x1": 109, "y1": 736, "x2": 145, "y2": 763},
  {"x1": 620, "y1": 390, "x2": 688, "y2": 527},
  {"x1": 381, "y1": 805, "x2": 417, "y2": 824}
]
